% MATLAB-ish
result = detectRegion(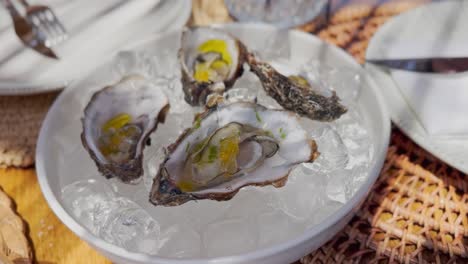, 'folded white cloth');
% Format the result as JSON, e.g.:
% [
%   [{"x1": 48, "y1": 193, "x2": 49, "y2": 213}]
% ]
[
  {"x1": 377, "y1": 0, "x2": 468, "y2": 136},
  {"x1": 0, "y1": 0, "x2": 175, "y2": 85}
]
